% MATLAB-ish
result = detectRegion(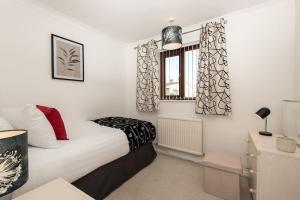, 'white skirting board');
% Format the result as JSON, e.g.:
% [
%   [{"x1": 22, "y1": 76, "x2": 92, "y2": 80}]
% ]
[
  {"x1": 154, "y1": 145, "x2": 249, "y2": 177},
  {"x1": 154, "y1": 145, "x2": 204, "y2": 163}
]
